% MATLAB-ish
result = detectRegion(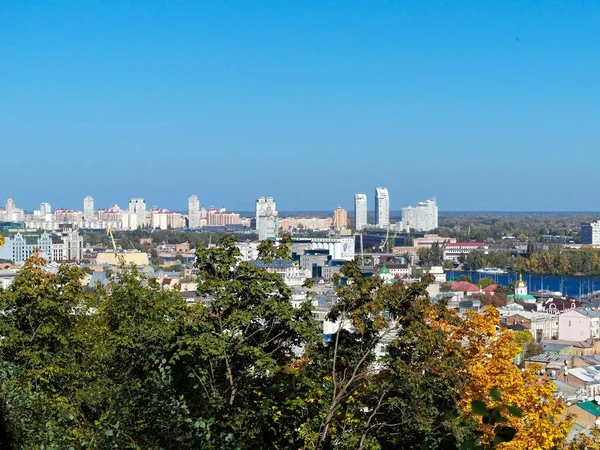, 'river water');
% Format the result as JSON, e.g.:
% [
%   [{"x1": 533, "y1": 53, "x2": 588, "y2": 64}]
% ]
[{"x1": 448, "y1": 271, "x2": 600, "y2": 298}]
